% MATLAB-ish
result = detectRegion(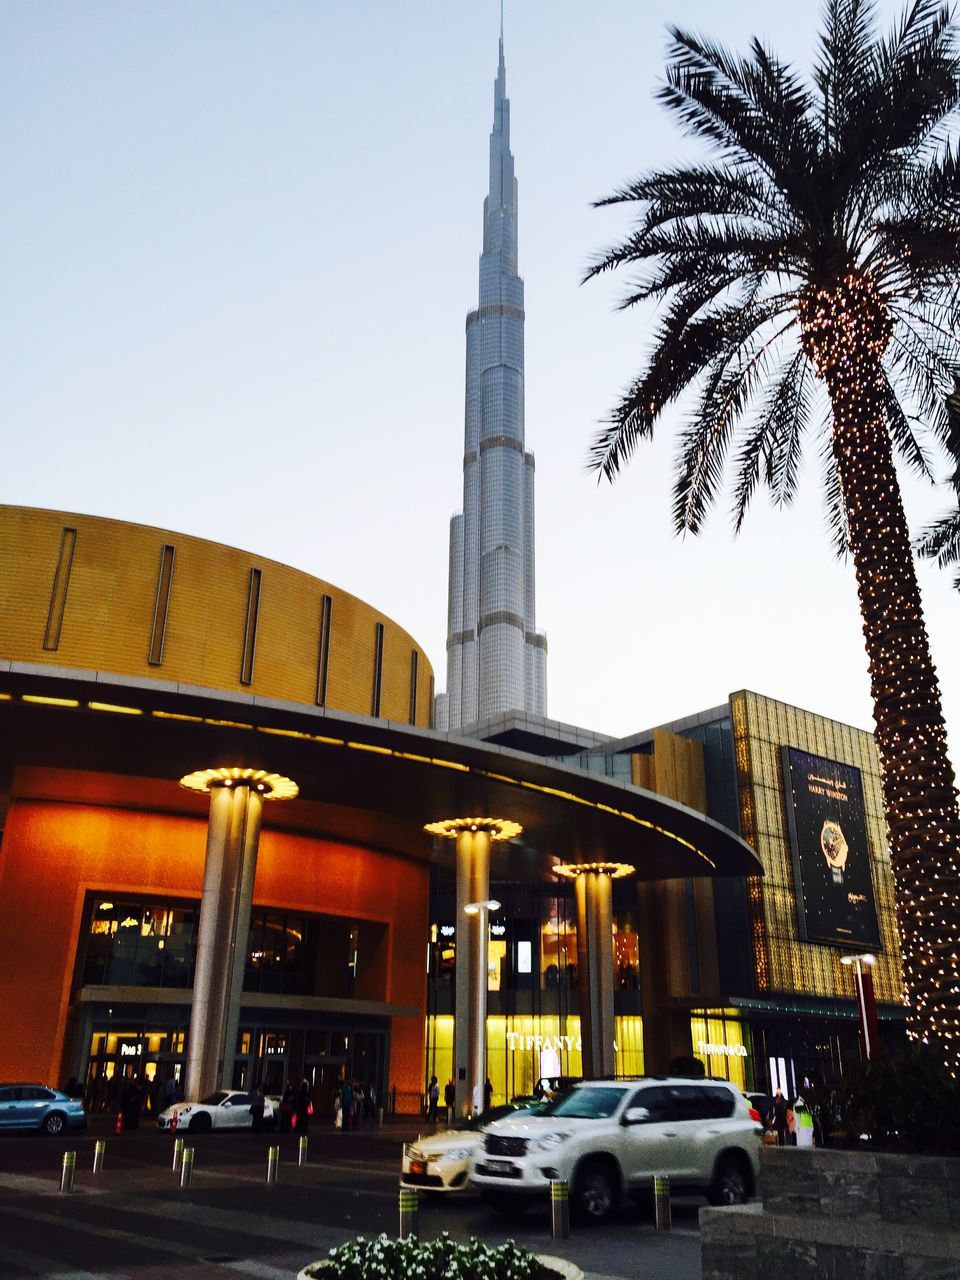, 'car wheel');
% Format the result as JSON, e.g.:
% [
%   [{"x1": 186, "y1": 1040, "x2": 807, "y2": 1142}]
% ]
[
  {"x1": 573, "y1": 1159, "x2": 616, "y2": 1225},
  {"x1": 710, "y1": 1155, "x2": 750, "y2": 1206},
  {"x1": 482, "y1": 1191, "x2": 528, "y2": 1219},
  {"x1": 189, "y1": 1113, "x2": 212, "y2": 1133},
  {"x1": 42, "y1": 1112, "x2": 66, "y2": 1136}
]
